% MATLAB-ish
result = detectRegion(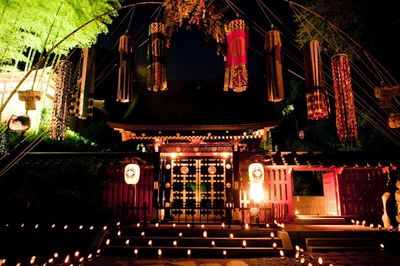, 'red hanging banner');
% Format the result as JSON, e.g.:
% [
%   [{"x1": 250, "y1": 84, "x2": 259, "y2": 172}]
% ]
[
  {"x1": 224, "y1": 19, "x2": 248, "y2": 92},
  {"x1": 331, "y1": 54, "x2": 358, "y2": 141}
]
